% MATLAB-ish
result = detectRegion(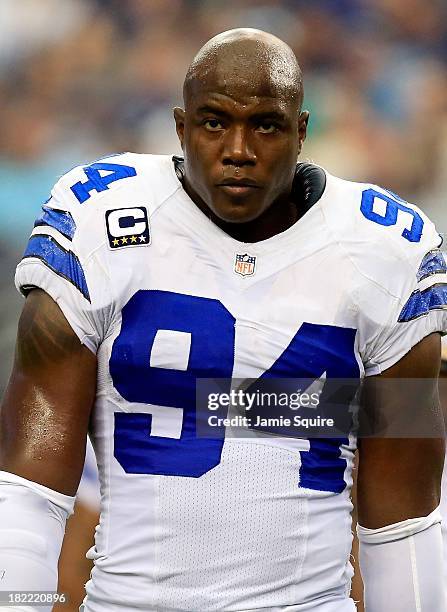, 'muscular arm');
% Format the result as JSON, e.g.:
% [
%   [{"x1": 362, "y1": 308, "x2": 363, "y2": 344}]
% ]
[
  {"x1": 357, "y1": 333, "x2": 445, "y2": 611},
  {"x1": 357, "y1": 332, "x2": 444, "y2": 527},
  {"x1": 0, "y1": 289, "x2": 97, "y2": 495}
]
